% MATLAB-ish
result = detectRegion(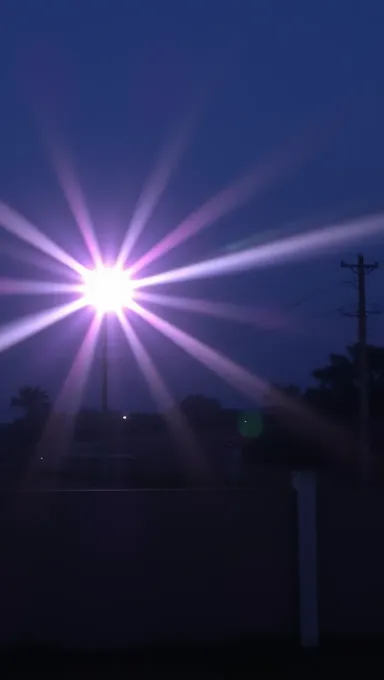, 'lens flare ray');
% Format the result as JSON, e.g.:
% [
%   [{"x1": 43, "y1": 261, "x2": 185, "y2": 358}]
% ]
[
  {"x1": 118, "y1": 311, "x2": 175, "y2": 413},
  {"x1": 0, "y1": 298, "x2": 86, "y2": 355},
  {"x1": 50, "y1": 314, "x2": 102, "y2": 413},
  {"x1": 0, "y1": 202, "x2": 87, "y2": 276},
  {"x1": 132, "y1": 301, "x2": 269, "y2": 401},
  {"x1": 0, "y1": 238, "x2": 84, "y2": 281},
  {"x1": 134, "y1": 290, "x2": 294, "y2": 331},
  {"x1": 117, "y1": 311, "x2": 204, "y2": 473},
  {"x1": 47, "y1": 139, "x2": 103, "y2": 268},
  {"x1": 38, "y1": 313, "x2": 102, "y2": 467},
  {"x1": 129, "y1": 143, "x2": 304, "y2": 276},
  {"x1": 117, "y1": 119, "x2": 193, "y2": 268},
  {"x1": 134, "y1": 212, "x2": 384, "y2": 288},
  {"x1": 0, "y1": 278, "x2": 84, "y2": 296},
  {"x1": 132, "y1": 301, "x2": 353, "y2": 456}
]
